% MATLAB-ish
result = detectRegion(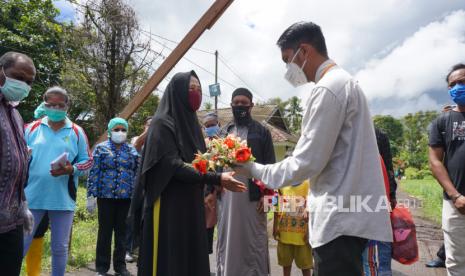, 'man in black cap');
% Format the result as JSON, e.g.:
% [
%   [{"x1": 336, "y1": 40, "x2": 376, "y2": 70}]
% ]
[{"x1": 216, "y1": 88, "x2": 276, "y2": 276}]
